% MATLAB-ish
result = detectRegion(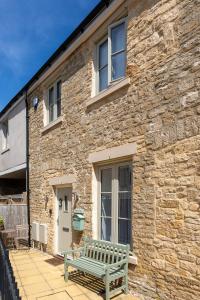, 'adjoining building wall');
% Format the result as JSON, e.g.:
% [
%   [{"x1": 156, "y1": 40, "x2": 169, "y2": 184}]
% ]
[
  {"x1": 0, "y1": 98, "x2": 26, "y2": 195},
  {"x1": 28, "y1": 0, "x2": 200, "y2": 299},
  {"x1": 0, "y1": 98, "x2": 26, "y2": 174}
]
